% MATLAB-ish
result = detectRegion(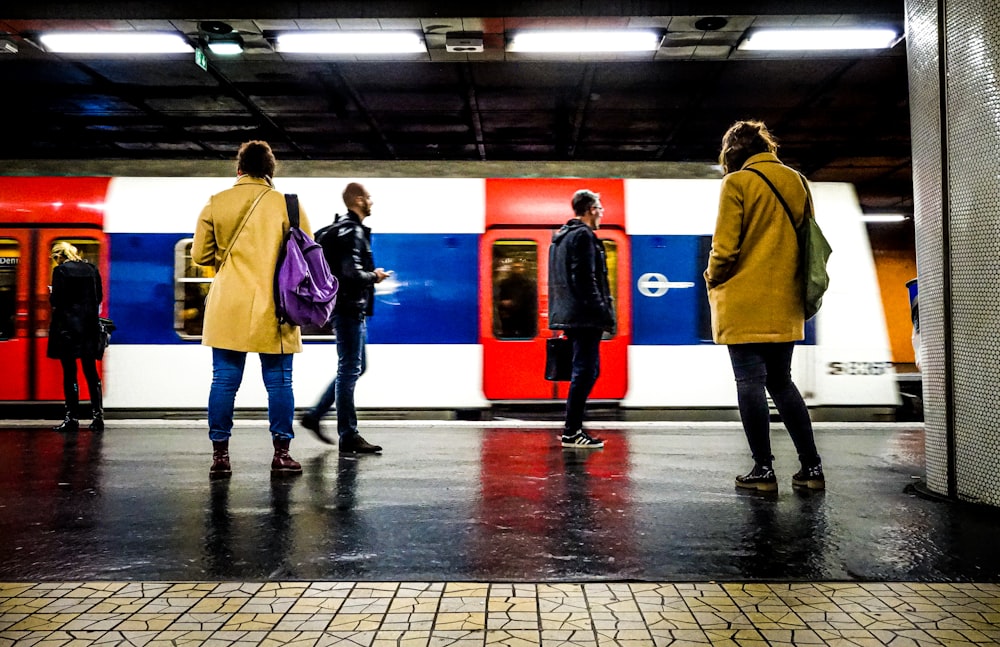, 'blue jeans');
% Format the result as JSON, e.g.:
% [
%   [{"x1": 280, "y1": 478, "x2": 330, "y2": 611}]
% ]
[
  {"x1": 208, "y1": 348, "x2": 294, "y2": 442},
  {"x1": 309, "y1": 313, "x2": 366, "y2": 440},
  {"x1": 727, "y1": 342, "x2": 820, "y2": 468},
  {"x1": 564, "y1": 328, "x2": 603, "y2": 433}
]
